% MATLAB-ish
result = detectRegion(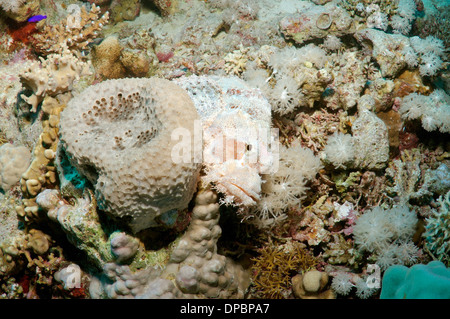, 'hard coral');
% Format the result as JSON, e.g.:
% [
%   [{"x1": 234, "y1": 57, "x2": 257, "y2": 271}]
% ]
[
  {"x1": 292, "y1": 270, "x2": 335, "y2": 299},
  {"x1": 92, "y1": 36, "x2": 126, "y2": 79},
  {"x1": 423, "y1": 191, "x2": 450, "y2": 266},
  {"x1": 18, "y1": 94, "x2": 71, "y2": 223},
  {"x1": 92, "y1": 36, "x2": 150, "y2": 79},
  {"x1": 0, "y1": 0, "x2": 40, "y2": 23},
  {"x1": 110, "y1": 0, "x2": 141, "y2": 22},
  {"x1": 20, "y1": 48, "x2": 92, "y2": 112},
  {"x1": 31, "y1": 4, "x2": 109, "y2": 56},
  {"x1": 87, "y1": 188, "x2": 250, "y2": 299},
  {"x1": 59, "y1": 78, "x2": 201, "y2": 233},
  {"x1": 0, "y1": 143, "x2": 31, "y2": 192},
  {"x1": 162, "y1": 188, "x2": 250, "y2": 298}
]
